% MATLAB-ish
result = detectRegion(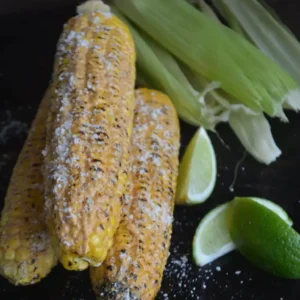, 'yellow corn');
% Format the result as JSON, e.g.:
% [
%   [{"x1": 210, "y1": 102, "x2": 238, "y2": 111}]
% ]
[
  {"x1": 0, "y1": 88, "x2": 57, "y2": 285},
  {"x1": 90, "y1": 88, "x2": 180, "y2": 299},
  {"x1": 43, "y1": 1, "x2": 136, "y2": 271}
]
